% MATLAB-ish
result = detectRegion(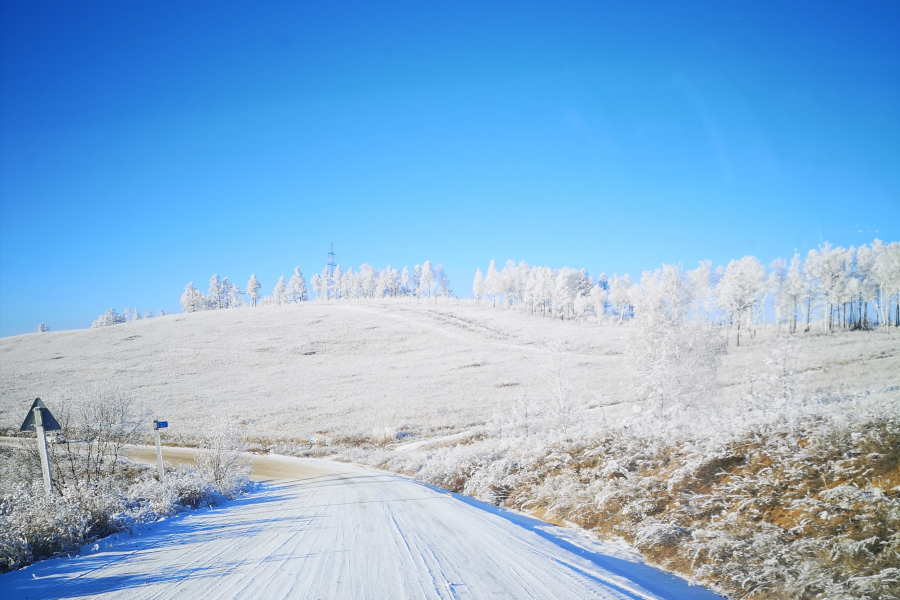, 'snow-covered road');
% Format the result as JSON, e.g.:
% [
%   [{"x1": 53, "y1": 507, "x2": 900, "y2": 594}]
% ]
[{"x1": 2, "y1": 453, "x2": 721, "y2": 599}]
